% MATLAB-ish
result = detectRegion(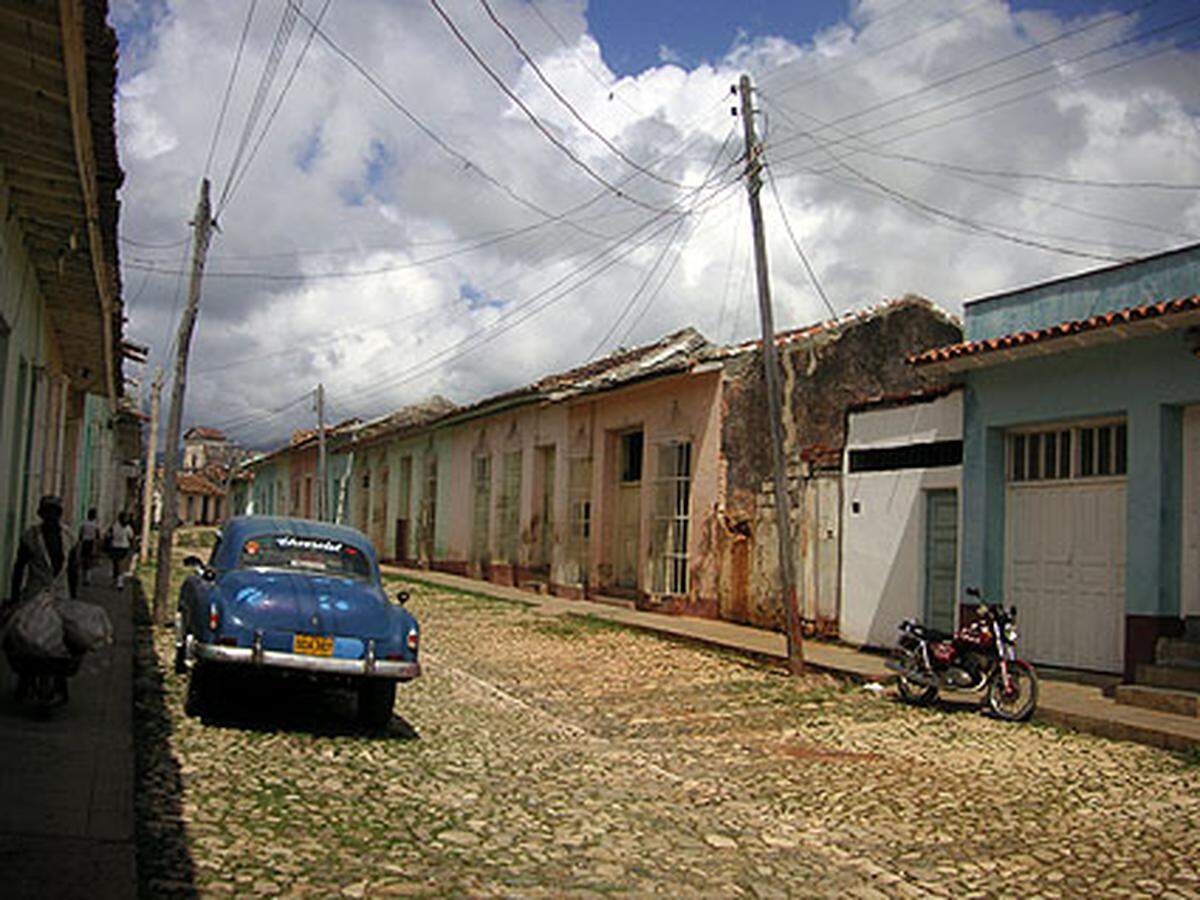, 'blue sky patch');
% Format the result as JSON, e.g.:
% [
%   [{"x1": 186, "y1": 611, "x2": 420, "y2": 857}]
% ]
[{"x1": 460, "y1": 282, "x2": 506, "y2": 311}]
